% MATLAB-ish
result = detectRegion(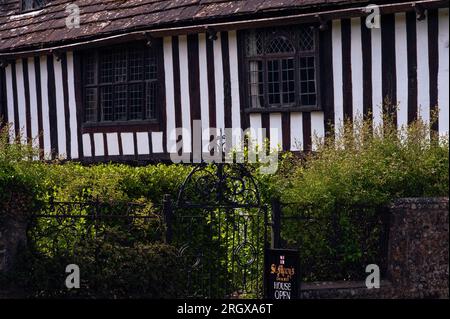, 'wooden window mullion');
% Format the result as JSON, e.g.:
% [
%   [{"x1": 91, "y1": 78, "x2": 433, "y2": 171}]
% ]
[
  {"x1": 278, "y1": 57, "x2": 283, "y2": 106},
  {"x1": 82, "y1": 42, "x2": 161, "y2": 126},
  {"x1": 81, "y1": 52, "x2": 86, "y2": 123},
  {"x1": 263, "y1": 58, "x2": 269, "y2": 108},
  {"x1": 141, "y1": 49, "x2": 145, "y2": 120},
  {"x1": 125, "y1": 48, "x2": 129, "y2": 122},
  {"x1": 295, "y1": 54, "x2": 300, "y2": 107},
  {"x1": 96, "y1": 51, "x2": 101, "y2": 123},
  {"x1": 112, "y1": 52, "x2": 116, "y2": 122},
  {"x1": 126, "y1": 48, "x2": 130, "y2": 121},
  {"x1": 243, "y1": 26, "x2": 320, "y2": 111},
  {"x1": 142, "y1": 81, "x2": 147, "y2": 120},
  {"x1": 314, "y1": 28, "x2": 321, "y2": 110}
]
